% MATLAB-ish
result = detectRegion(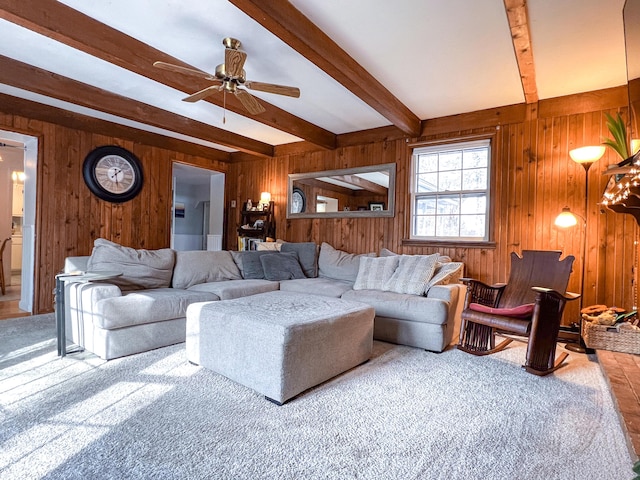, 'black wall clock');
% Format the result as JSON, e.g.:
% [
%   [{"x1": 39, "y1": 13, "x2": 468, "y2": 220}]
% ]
[
  {"x1": 83, "y1": 146, "x2": 144, "y2": 203},
  {"x1": 291, "y1": 187, "x2": 306, "y2": 213}
]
